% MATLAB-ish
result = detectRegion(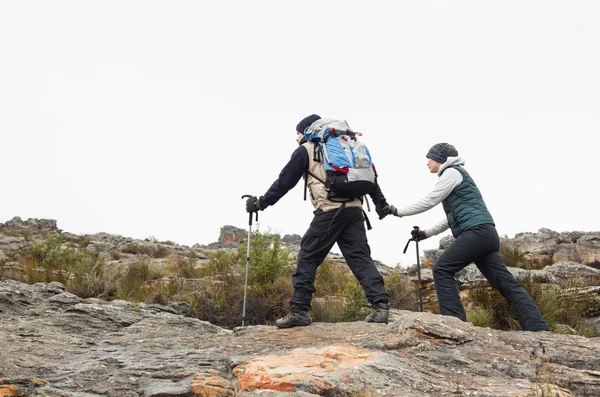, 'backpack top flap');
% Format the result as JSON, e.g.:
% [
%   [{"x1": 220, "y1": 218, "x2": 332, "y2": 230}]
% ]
[{"x1": 303, "y1": 118, "x2": 352, "y2": 142}]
